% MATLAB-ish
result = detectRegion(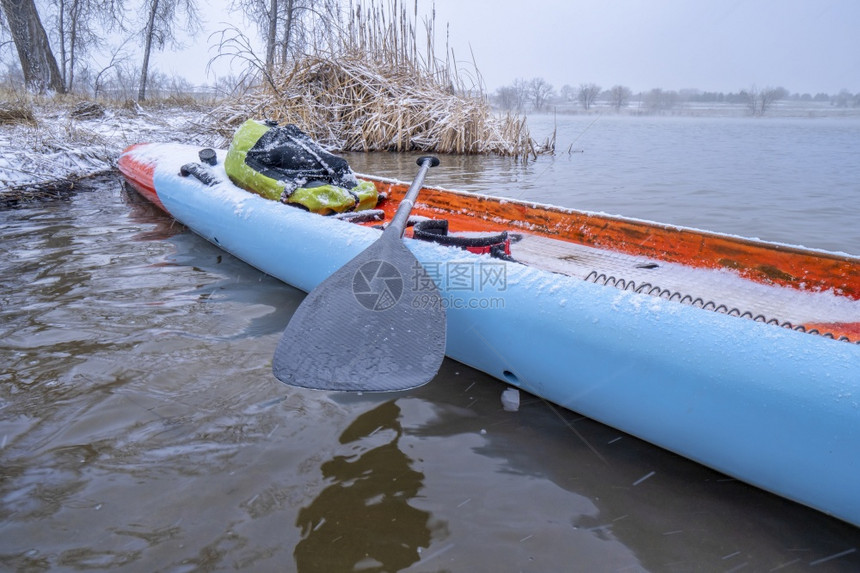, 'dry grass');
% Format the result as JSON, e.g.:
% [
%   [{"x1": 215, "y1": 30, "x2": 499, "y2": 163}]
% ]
[
  {"x1": 205, "y1": 0, "x2": 545, "y2": 158},
  {"x1": 0, "y1": 94, "x2": 209, "y2": 200},
  {"x1": 208, "y1": 54, "x2": 536, "y2": 157},
  {"x1": 0, "y1": 0, "x2": 548, "y2": 206},
  {"x1": 0, "y1": 100, "x2": 36, "y2": 126}
]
